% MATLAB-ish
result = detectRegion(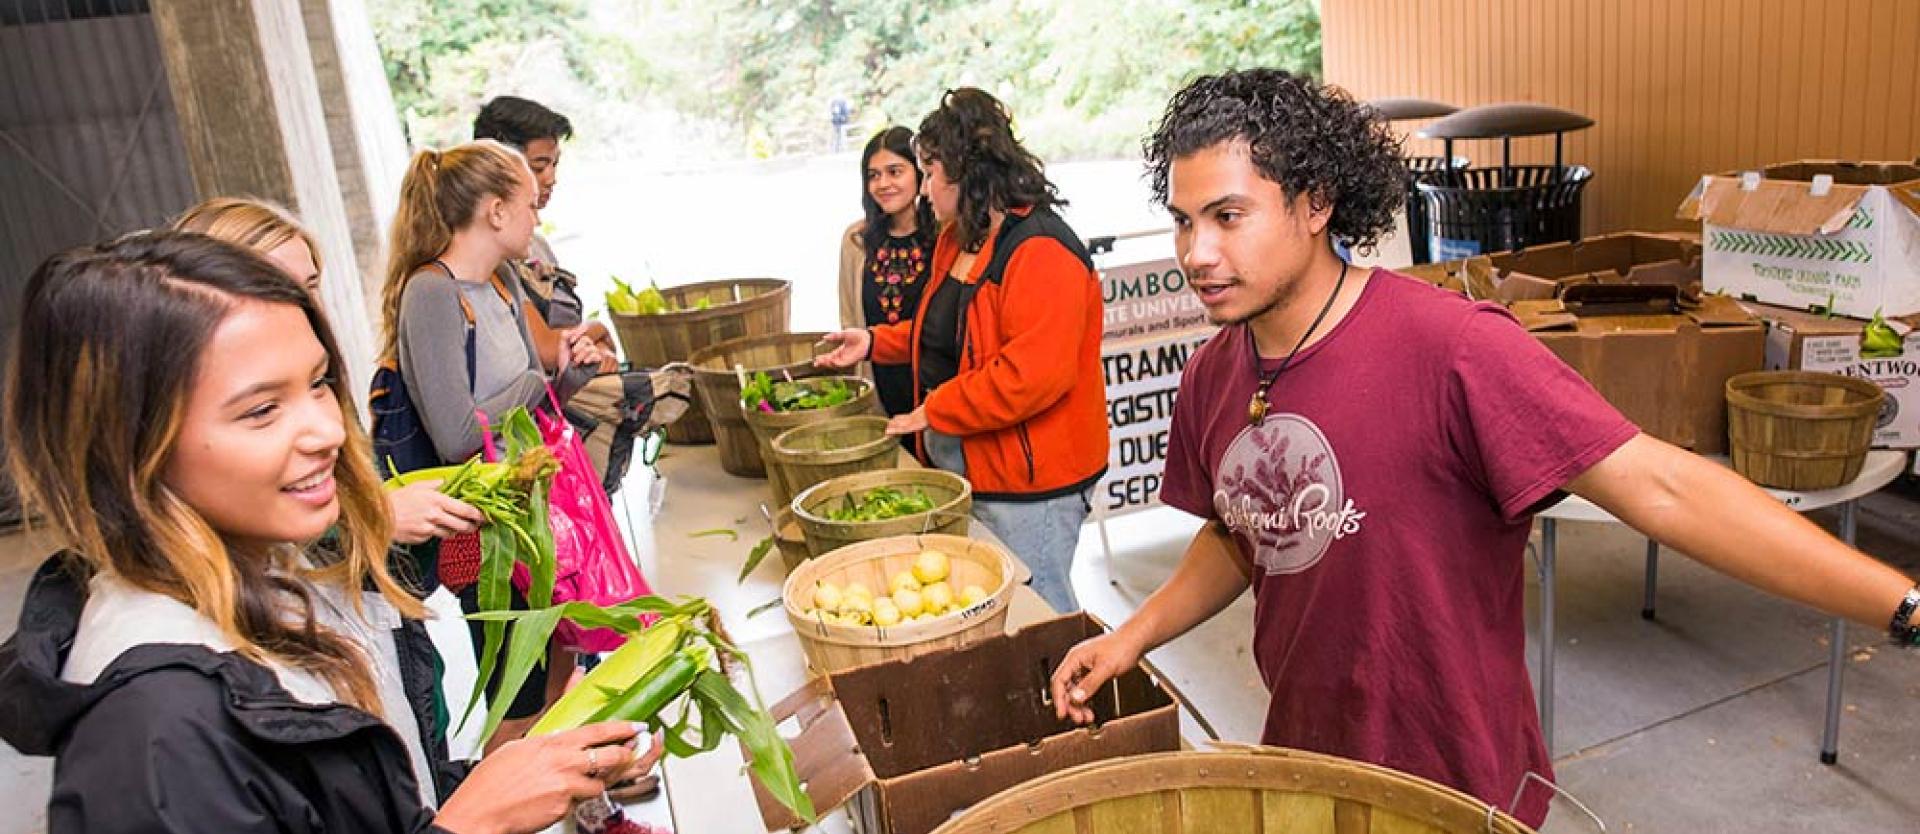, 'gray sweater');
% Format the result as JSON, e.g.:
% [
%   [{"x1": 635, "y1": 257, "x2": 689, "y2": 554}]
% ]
[{"x1": 396, "y1": 265, "x2": 588, "y2": 463}]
